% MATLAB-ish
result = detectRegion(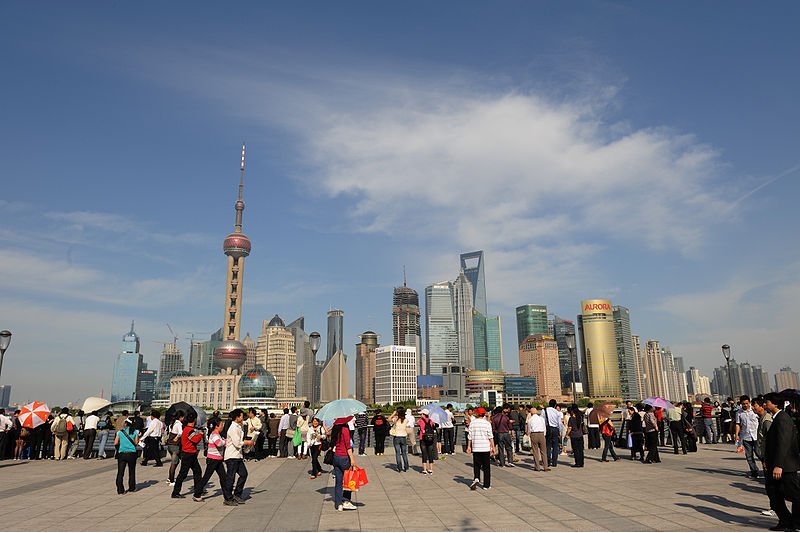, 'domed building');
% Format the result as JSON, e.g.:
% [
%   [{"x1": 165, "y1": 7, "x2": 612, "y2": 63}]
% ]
[{"x1": 238, "y1": 365, "x2": 277, "y2": 399}]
